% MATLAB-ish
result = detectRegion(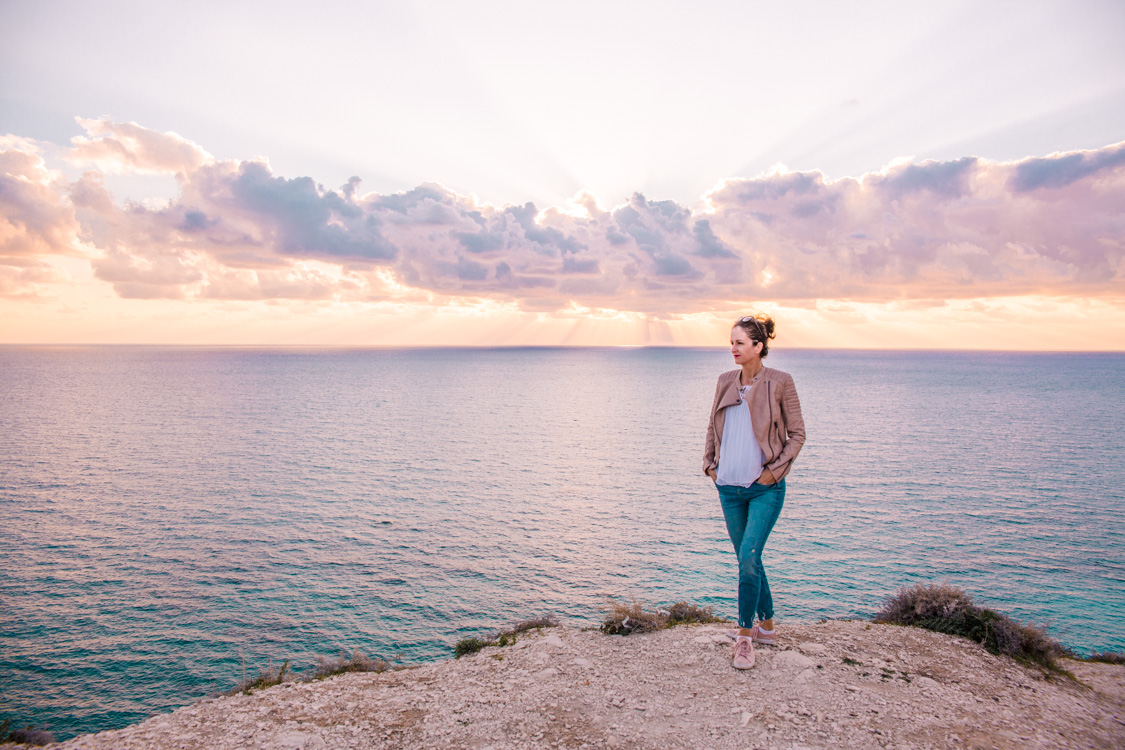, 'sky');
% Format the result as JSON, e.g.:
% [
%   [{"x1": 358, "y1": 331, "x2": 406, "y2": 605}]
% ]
[{"x1": 2, "y1": 0, "x2": 1124, "y2": 348}]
